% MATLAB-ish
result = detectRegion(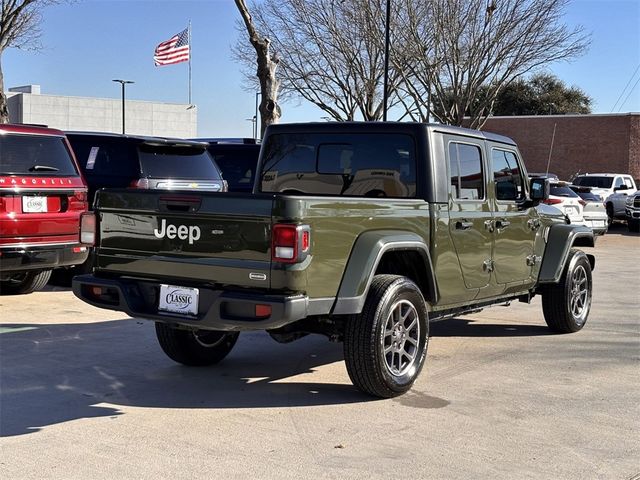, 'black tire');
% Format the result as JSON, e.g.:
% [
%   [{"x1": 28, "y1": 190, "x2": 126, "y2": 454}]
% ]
[
  {"x1": 541, "y1": 249, "x2": 592, "y2": 333},
  {"x1": 155, "y1": 323, "x2": 239, "y2": 366},
  {"x1": 628, "y1": 218, "x2": 640, "y2": 233},
  {"x1": 0, "y1": 270, "x2": 52, "y2": 295},
  {"x1": 606, "y1": 203, "x2": 614, "y2": 226},
  {"x1": 343, "y1": 274, "x2": 429, "y2": 398}
]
